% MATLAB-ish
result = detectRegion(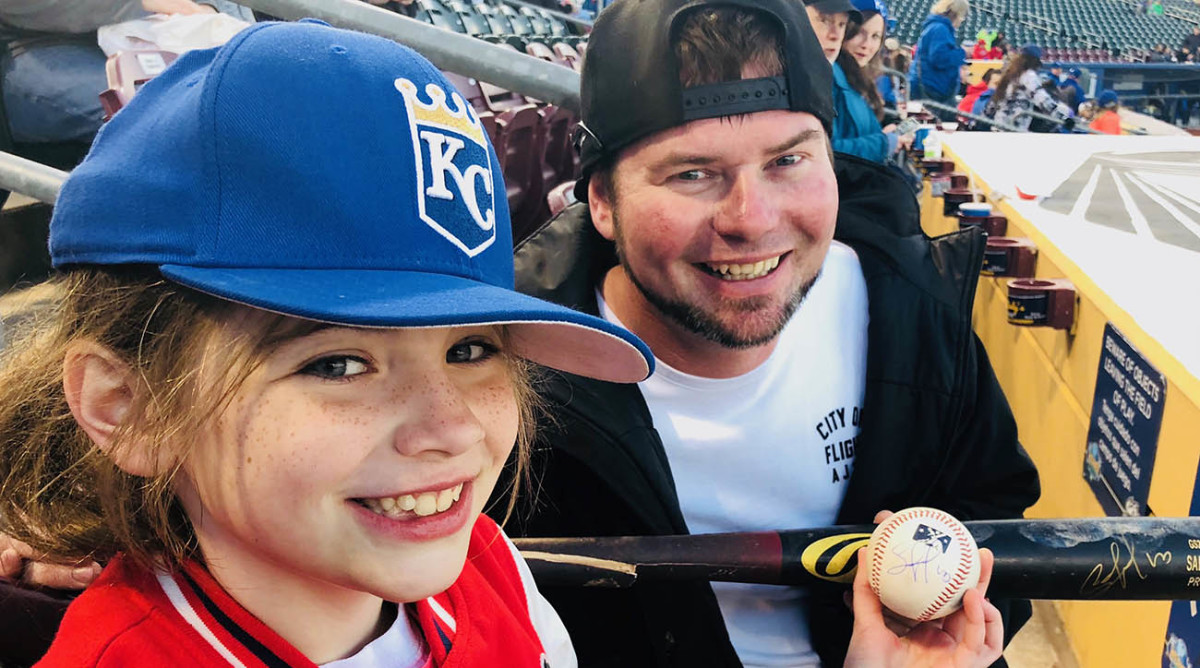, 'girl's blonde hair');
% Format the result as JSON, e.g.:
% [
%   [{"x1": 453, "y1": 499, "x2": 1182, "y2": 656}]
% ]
[
  {"x1": 931, "y1": 0, "x2": 969, "y2": 22},
  {"x1": 0, "y1": 267, "x2": 537, "y2": 573}
]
